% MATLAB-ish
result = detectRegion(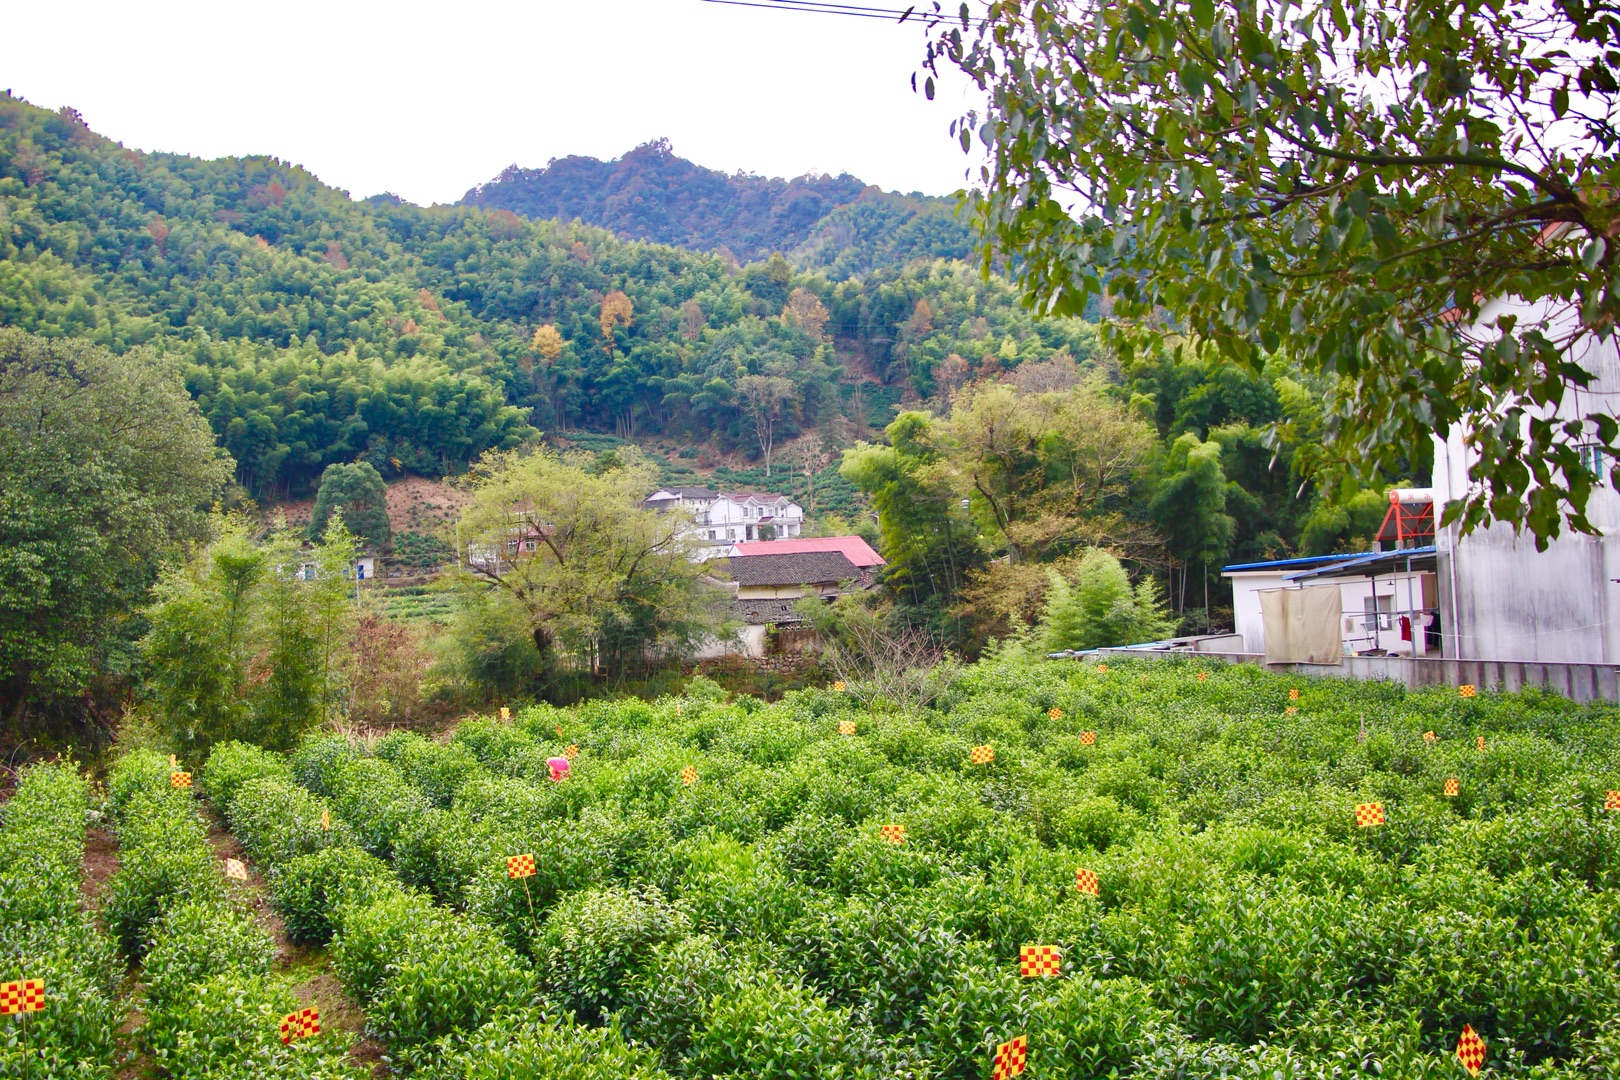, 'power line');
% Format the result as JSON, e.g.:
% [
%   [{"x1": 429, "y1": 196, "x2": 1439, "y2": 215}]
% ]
[{"x1": 698, "y1": 0, "x2": 961, "y2": 26}]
